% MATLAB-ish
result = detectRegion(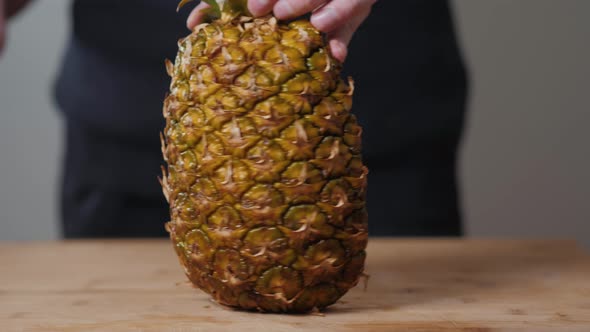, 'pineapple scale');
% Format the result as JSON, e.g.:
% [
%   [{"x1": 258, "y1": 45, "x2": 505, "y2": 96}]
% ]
[{"x1": 161, "y1": 15, "x2": 368, "y2": 313}]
